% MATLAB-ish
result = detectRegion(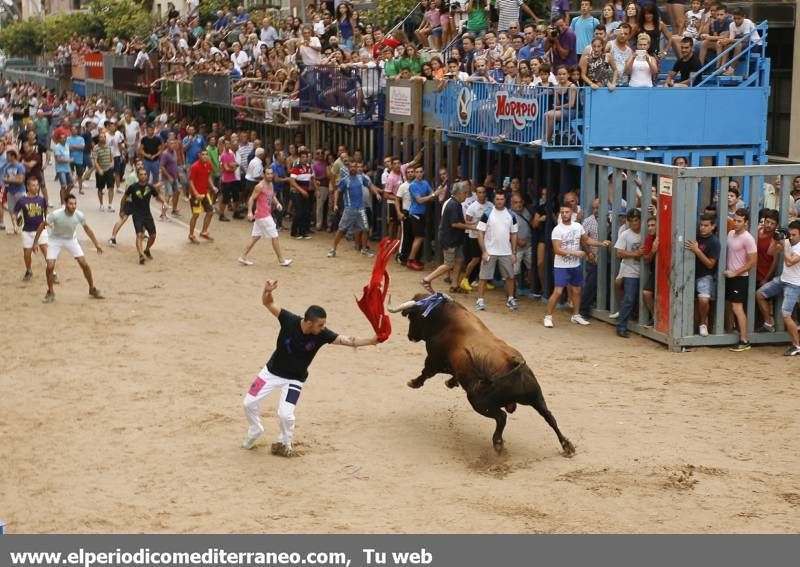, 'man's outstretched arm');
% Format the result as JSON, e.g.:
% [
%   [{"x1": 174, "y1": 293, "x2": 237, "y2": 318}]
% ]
[
  {"x1": 262, "y1": 280, "x2": 281, "y2": 318},
  {"x1": 333, "y1": 335, "x2": 379, "y2": 348}
]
